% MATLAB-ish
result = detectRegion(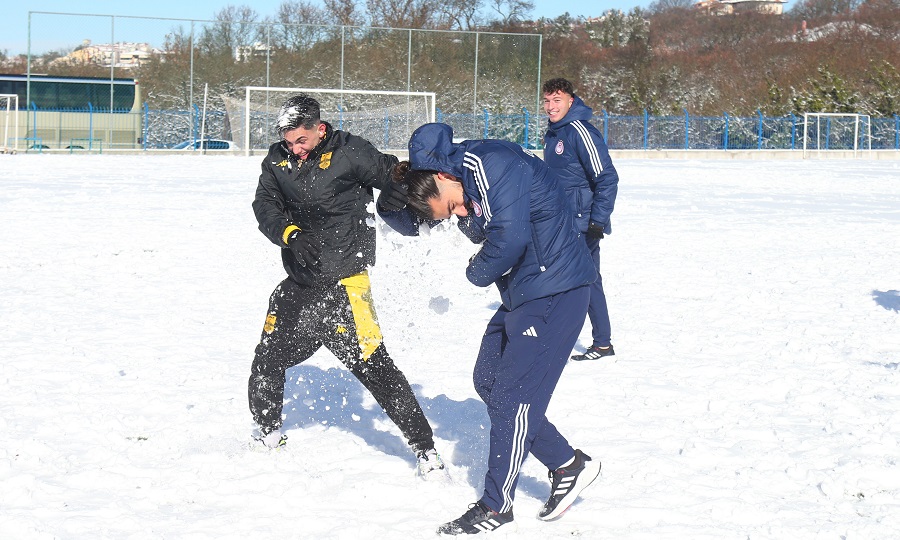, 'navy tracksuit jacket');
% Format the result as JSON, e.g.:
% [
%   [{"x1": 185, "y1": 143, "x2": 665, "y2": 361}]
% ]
[
  {"x1": 379, "y1": 123, "x2": 596, "y2": 512},
  {"x1": 544, "y1": 96, "x2": 620, "y2": 347}
]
